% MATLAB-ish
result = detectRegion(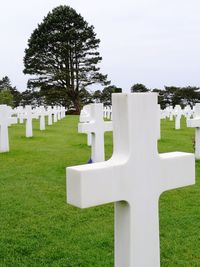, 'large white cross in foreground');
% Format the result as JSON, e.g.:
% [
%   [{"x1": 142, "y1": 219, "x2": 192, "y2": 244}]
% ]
[
  {"x1": 0, "y1": 105, "x2": 17, "y2": 152},
  {"x1": 67, "y1": 93, "x2": 195, "y2": 267},
  {"x1": 187, "y1": 103, "x2": 200, "y2": 159},
  {"x1": 78, "y1": 103, "x2": 112, "y2": 162}
]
